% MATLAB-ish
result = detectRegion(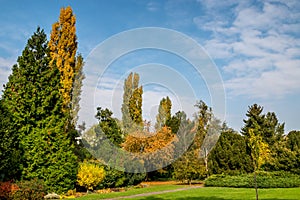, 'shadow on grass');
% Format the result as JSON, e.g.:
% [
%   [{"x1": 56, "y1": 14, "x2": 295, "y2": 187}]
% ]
[{"x1": 137, "y1": 197, "x2": 299, "y2": 200}]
